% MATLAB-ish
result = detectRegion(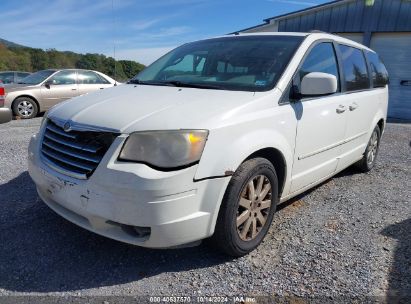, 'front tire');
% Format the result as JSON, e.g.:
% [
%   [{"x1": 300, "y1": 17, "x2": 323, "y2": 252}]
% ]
[
  {"x1": 211, "y1": 158, "x2": 278, "y2": 257},
  {"x1": 356, "y1": 125, "x2": 381, "y2": 172},
  {"x1": 12, "y1": 97, "x2": 38, "y2": 119}
]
